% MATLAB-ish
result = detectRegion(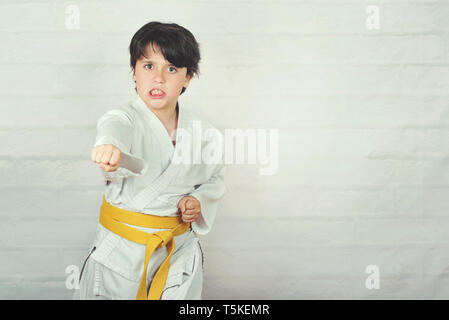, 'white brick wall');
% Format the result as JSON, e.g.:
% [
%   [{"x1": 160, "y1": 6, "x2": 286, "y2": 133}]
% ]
[{"x1": 0, "y1": 0, "x2": 448, "y2": 299}]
